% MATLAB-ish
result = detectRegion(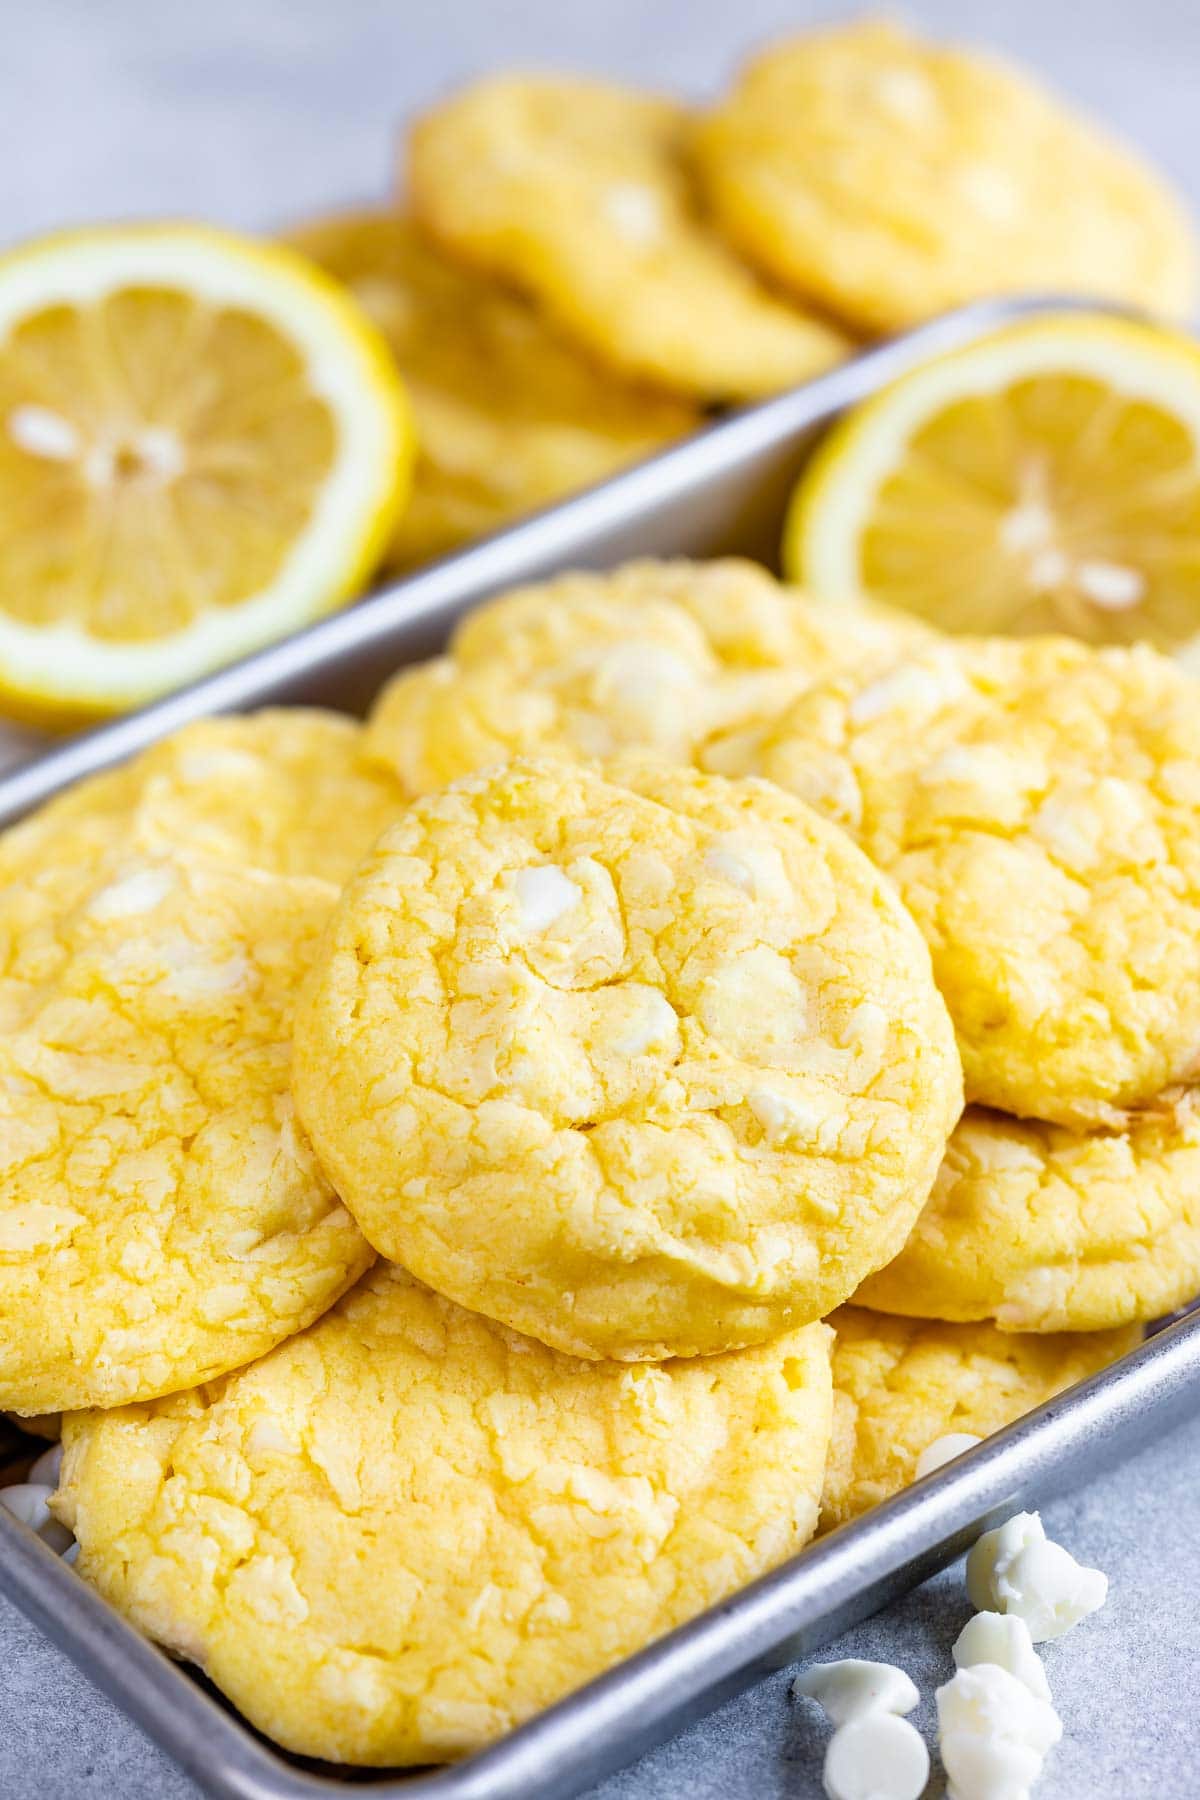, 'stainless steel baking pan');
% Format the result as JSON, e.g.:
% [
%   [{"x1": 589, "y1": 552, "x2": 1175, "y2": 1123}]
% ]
[{"x1": 3, "y1": 292, "x2": 1198, "y2": 1800}]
